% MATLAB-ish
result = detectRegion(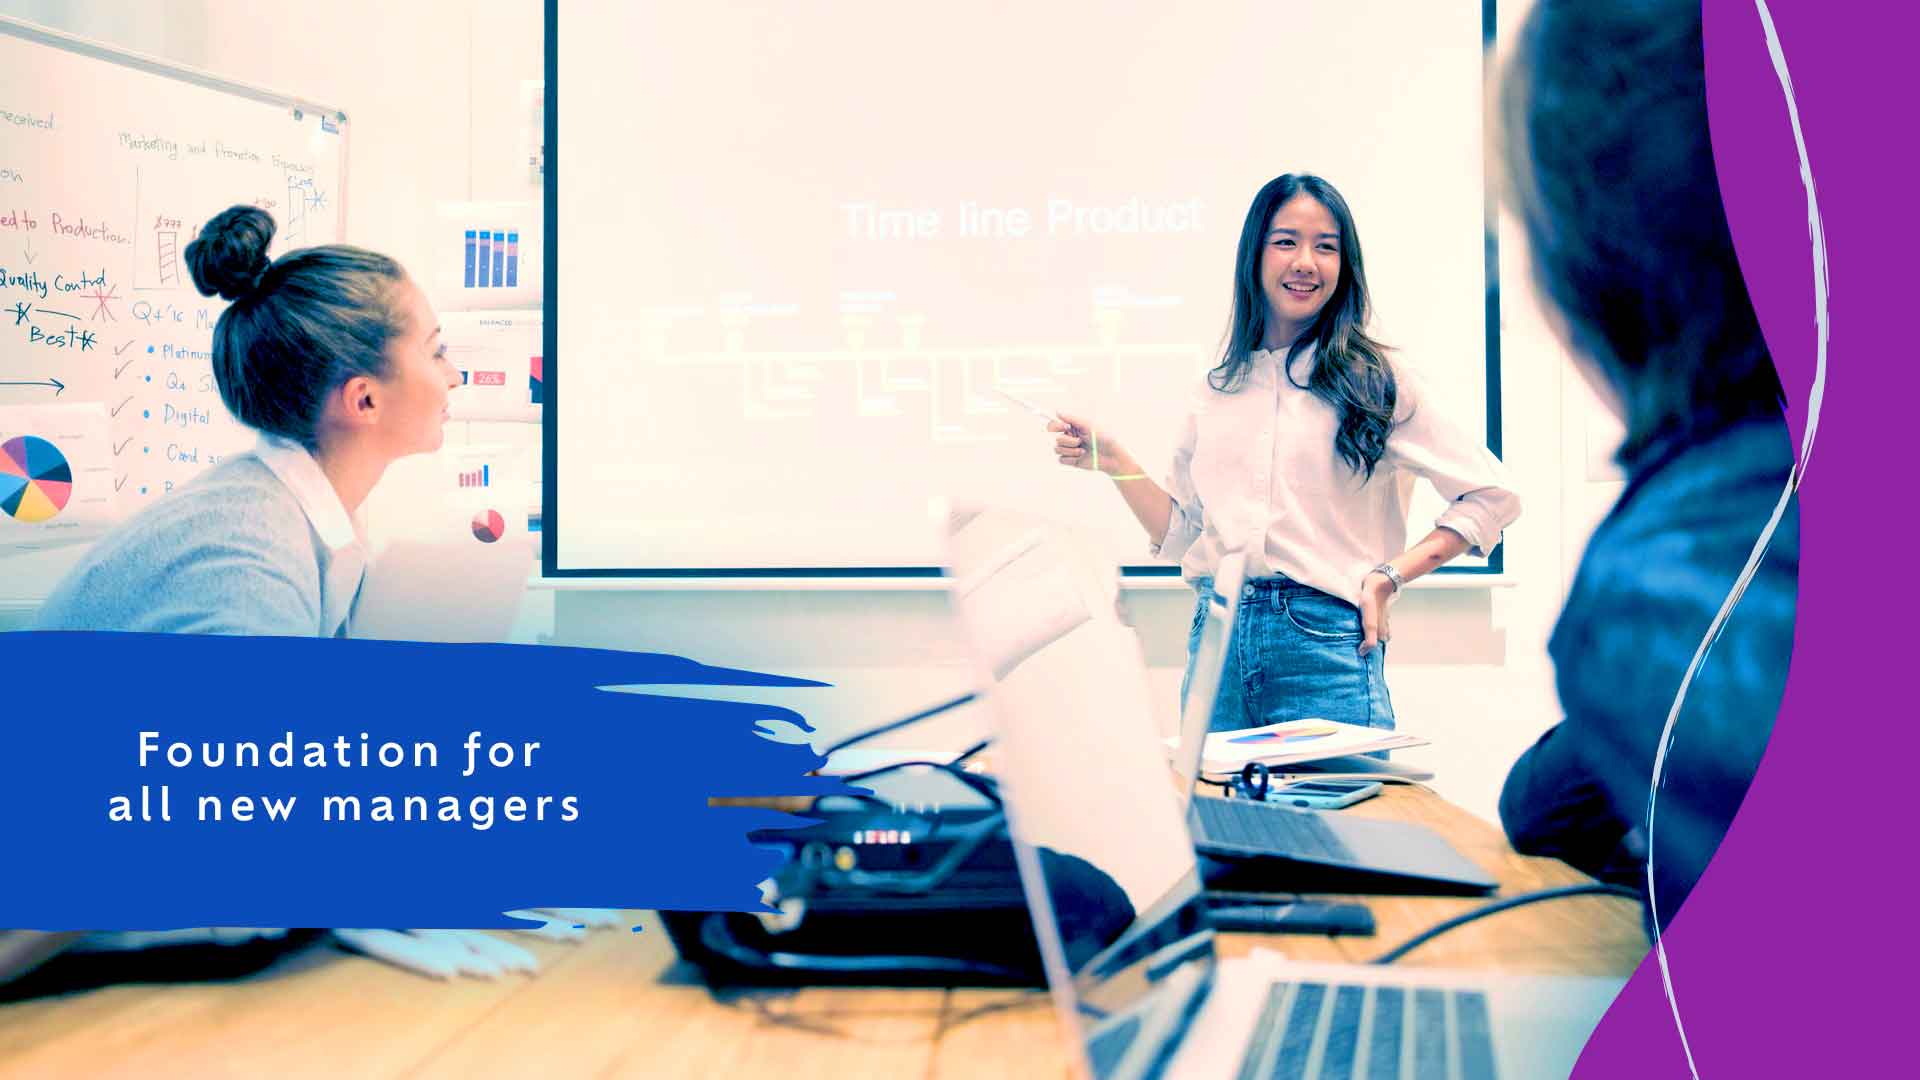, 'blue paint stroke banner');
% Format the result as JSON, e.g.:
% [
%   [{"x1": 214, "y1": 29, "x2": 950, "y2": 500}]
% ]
[
  {"x1": 0, "y1": 631, "x2": 856, "y2": 930},
  {"x1": 1577, "y1": 2, "x2": 1916, "y2": 1075}
]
